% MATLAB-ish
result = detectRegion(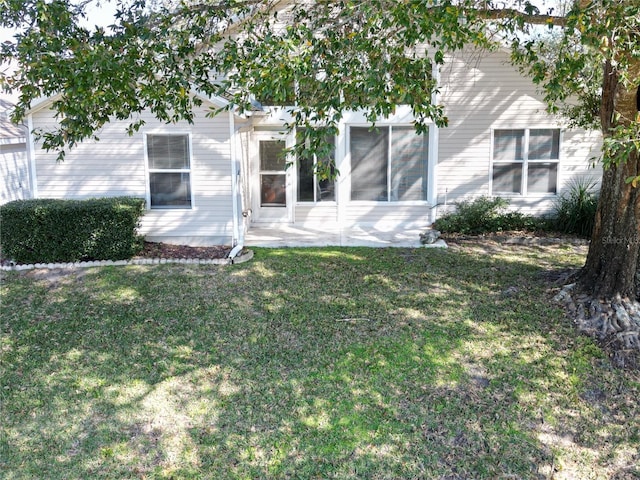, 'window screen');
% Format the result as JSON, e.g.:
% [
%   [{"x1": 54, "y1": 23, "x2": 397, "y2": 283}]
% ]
[
  {"x1": 350, "y1": 127, "x2": 389, "y2": 201},
  {"x1": 147, "y1": 134, "x2": 192, "y2": 208},
  {"x1": 391, "y1": 126, "x2": 428, "y2": 201}
]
